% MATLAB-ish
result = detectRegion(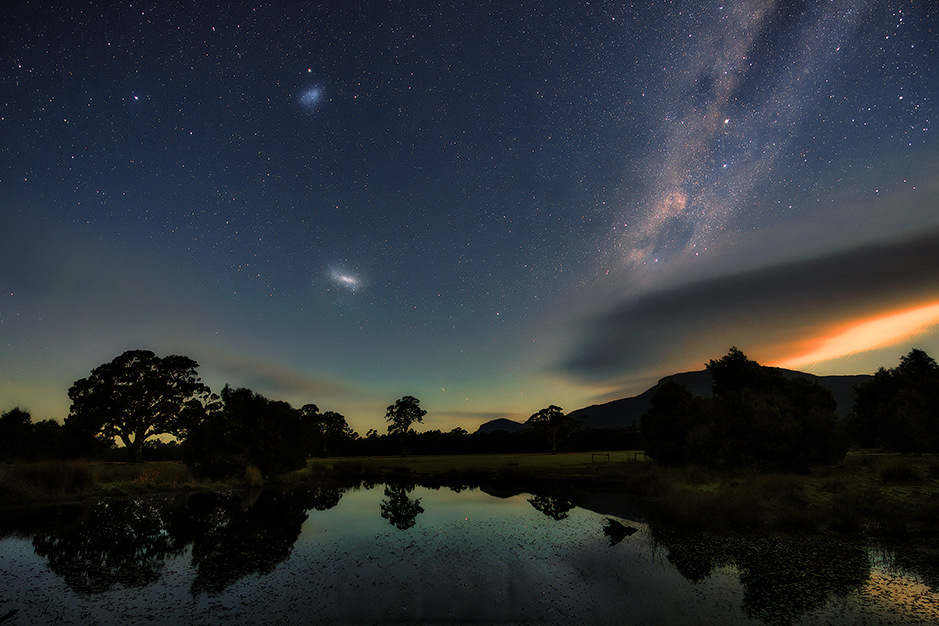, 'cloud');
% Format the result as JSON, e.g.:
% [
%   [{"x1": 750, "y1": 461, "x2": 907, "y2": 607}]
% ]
[
  {"x1": 202, "y1": 350, "x2": 352, "y2": 401},
  {"x1": 561, "y1": 228, "x2": 939, "y2": 384}
]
